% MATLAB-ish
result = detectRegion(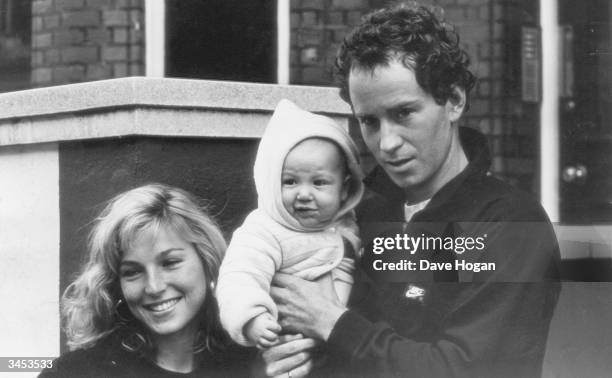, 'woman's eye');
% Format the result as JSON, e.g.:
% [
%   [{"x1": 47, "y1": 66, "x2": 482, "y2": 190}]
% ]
[
  {"x1": 120, "y1": 269, "x2": 141, "y2": 279},
  {"x1": 163, "y1": 259, "x2": 181, "y2": 268}
]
